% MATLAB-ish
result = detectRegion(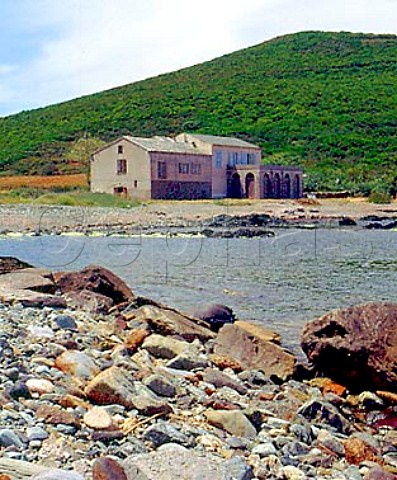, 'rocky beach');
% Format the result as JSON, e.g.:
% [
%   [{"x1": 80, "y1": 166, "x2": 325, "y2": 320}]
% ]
[
  {"x1": 0, "y1": 198, "x2": 397, "y2": 237},
  {"x1": 0, "y1": 260, "x2": 395, "y2": 479}
]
